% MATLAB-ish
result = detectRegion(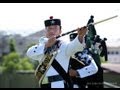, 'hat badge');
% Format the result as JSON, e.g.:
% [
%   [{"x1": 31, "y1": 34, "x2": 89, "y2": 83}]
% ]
[{"x1": 51, "y1": 20, "x2": 55, "y2": 24}]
